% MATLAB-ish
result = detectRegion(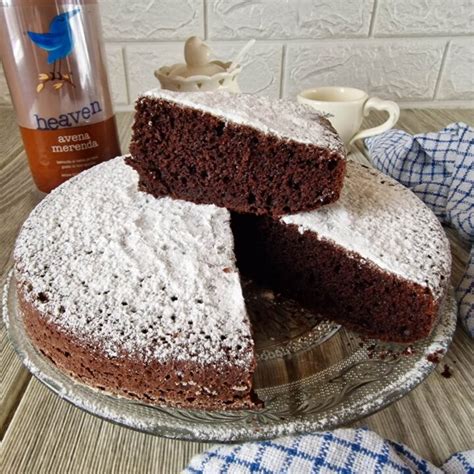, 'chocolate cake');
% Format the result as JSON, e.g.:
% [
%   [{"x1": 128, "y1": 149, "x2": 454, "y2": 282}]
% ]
[
  {"x1": 126, "y1": 90, "x2": 346, "y2": 216},
  {"x1": 14, "y1": 157, "x2": 451, "y2": 410},
  {"x1": 232, "y1": 161, "x2": 452, "y2": 343},
  {"x1": 14, "y1": 157, "x2": 259, "y2": 410}
]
